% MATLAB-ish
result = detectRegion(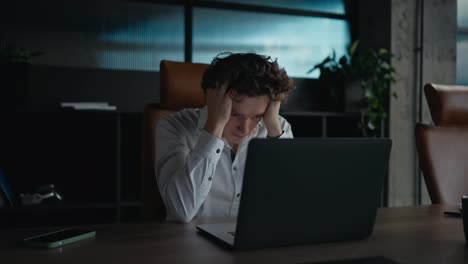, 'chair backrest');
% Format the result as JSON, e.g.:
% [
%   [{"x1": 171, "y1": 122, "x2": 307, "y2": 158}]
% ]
[
  {"x1": 141, "y1": 60, "x2": 208, "y2": 221},
  {"x1": 415, "y1": 83, "x2": 468, "y2": 204}
]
